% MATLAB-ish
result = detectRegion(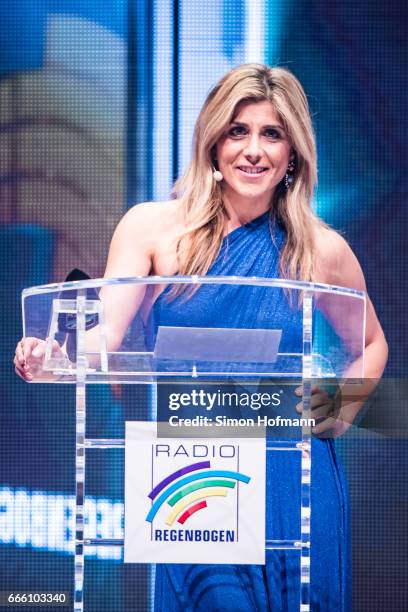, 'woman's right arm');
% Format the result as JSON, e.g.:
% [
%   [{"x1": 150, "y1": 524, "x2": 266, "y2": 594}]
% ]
[
  {"x1": 92, "y1": 202, "x2": 156, "y2": 350},
  {"x1": 14, "y1": 203, "x2": 157, "y2": 380}
]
